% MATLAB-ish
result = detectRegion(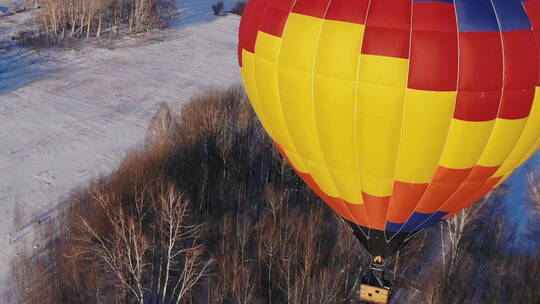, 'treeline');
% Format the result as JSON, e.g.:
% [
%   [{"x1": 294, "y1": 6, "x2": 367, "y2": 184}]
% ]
[
  {"x1": 10, "y1": 86, "x2": 540, "y2": 303},
  {"x1": 25, "y1": 0, "x2": 176, "y2": 45}
]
